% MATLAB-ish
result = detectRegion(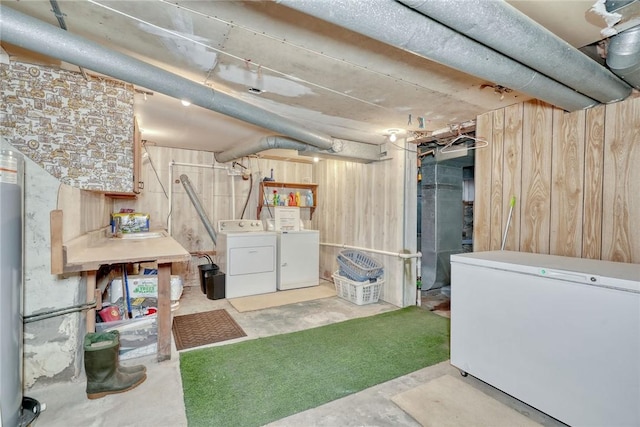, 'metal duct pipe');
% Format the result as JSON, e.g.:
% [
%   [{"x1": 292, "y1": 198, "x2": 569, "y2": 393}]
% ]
[
  {"x1": 215, "y1": 135, "x2": 383, "y2": 163},
  {"x1": 215, "y1": 136, "x2": 313, "y2": 163},
  {"x1": 398, "y1": 0, "x2": 632, "y2": 104},
  {"x1": 277, "y1": 0, "x2": 598, "y2": 111},
  {"x1": 607, "y1": 26, "x2": 640, "y2": 89},
  {"x1": 298, "y1": 139, "x2": 382, "y2": 163},
  {"x1": 179, "y1": 174, "x2": 217, "y2": 246},
  {"x1": 0, "y1": 6, "x2": 336, "y2": 152}
]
